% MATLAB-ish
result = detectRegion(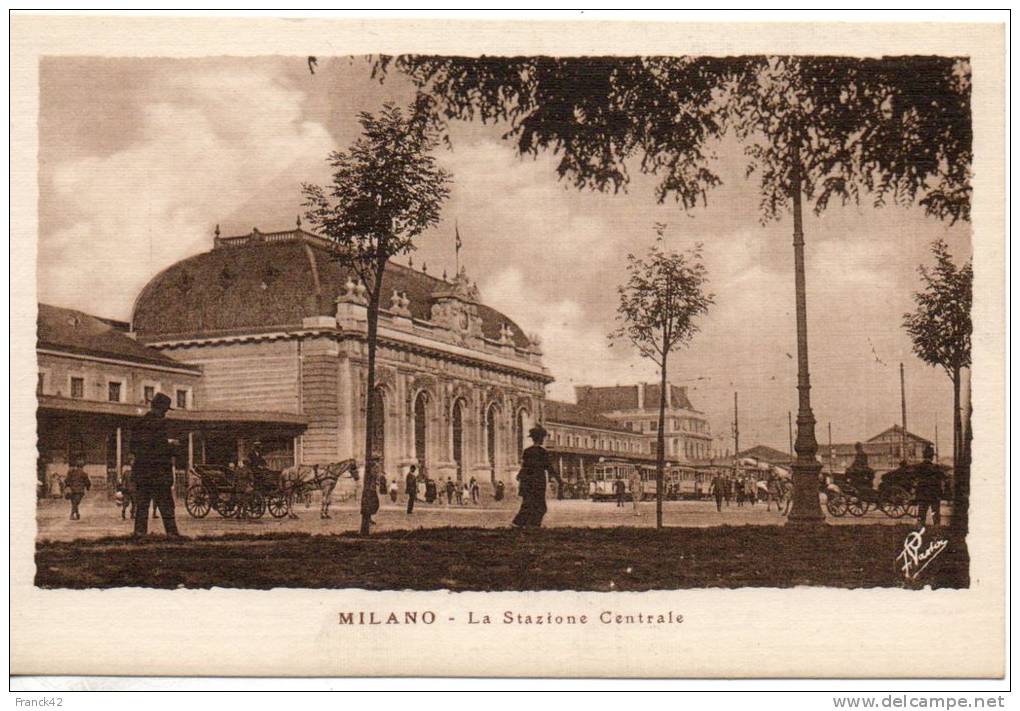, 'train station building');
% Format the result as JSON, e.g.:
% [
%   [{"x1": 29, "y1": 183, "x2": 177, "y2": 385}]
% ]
[
  {"x1": 127, "y1": 224, "x2": 551, "y2": 493},
  {"x1": 37, "y1": 223, "x2": 727, "y2": 500}
]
